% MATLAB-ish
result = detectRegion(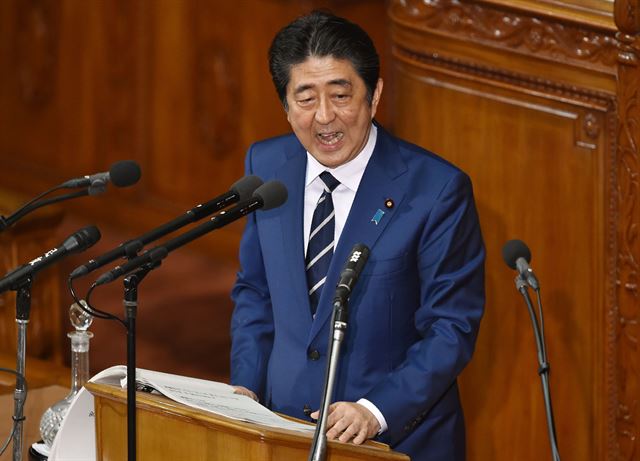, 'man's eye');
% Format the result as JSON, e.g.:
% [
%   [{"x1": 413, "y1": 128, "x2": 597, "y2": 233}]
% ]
[{"x1": 298, "y1": 98, "x2": 313, "y2": 105}]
